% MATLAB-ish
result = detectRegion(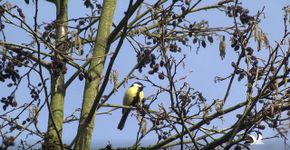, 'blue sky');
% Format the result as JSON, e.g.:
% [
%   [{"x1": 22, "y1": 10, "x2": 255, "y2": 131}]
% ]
[{"x1": 1, "y1": 0, "x2": 289, "y2": 149}]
